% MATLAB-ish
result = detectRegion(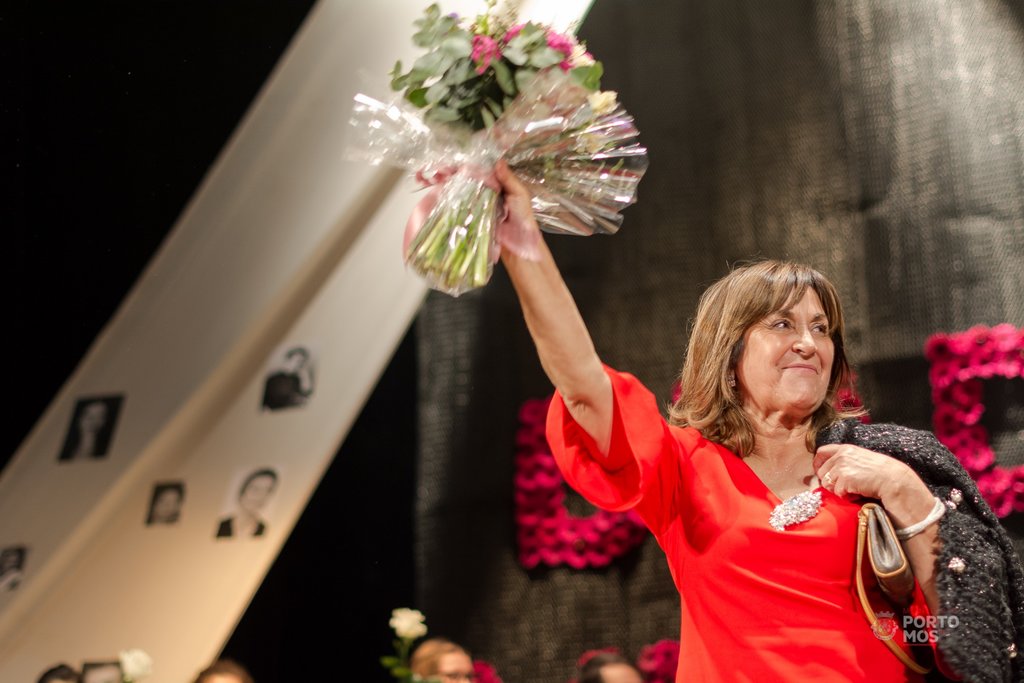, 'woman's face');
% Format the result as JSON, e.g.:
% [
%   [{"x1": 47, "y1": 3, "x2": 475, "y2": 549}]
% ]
[
  {"x1": 239, "y1": 475, "x2": 276, "y2": 516},
  {"x1": 735, "y1": 288, "x2": 834, "y2": 422},
  {"x1": 436, "y1": 651, "x2": 474, "y2": 682}
]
